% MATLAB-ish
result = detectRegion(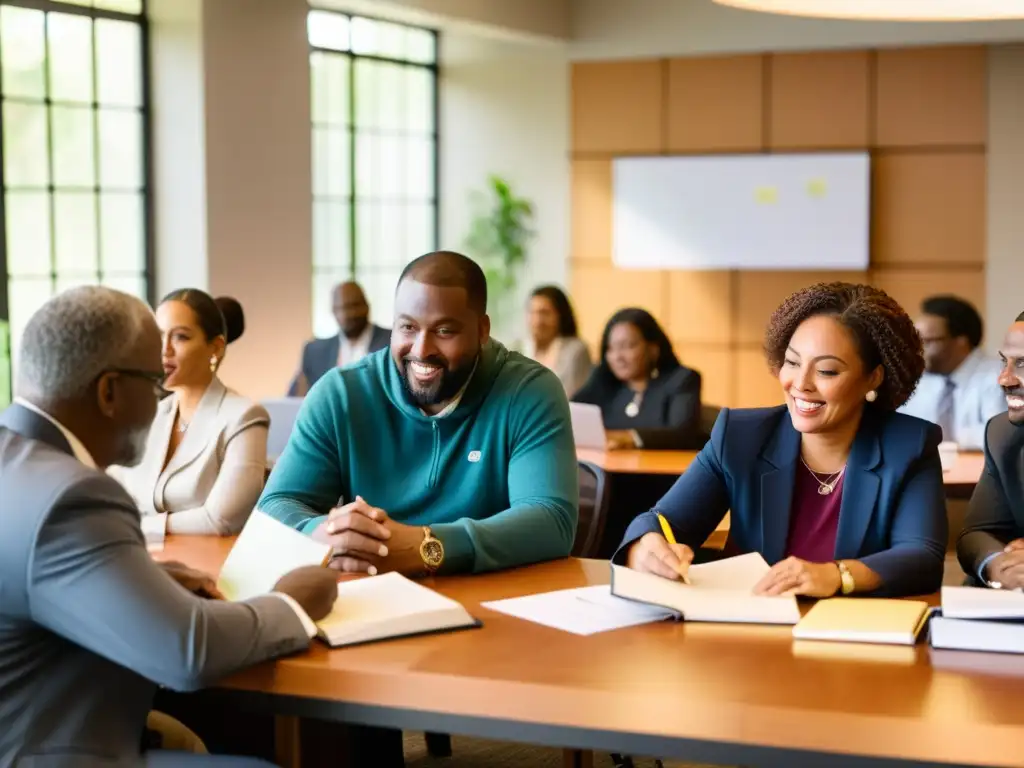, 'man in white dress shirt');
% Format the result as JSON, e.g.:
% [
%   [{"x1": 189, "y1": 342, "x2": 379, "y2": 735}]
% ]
[
  {"x1": 288, "y1": 281, "x2": 391, "y2": 395},
  {"x1": 900, "y1": 295, "x2": 1006, "y2": 449}
]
